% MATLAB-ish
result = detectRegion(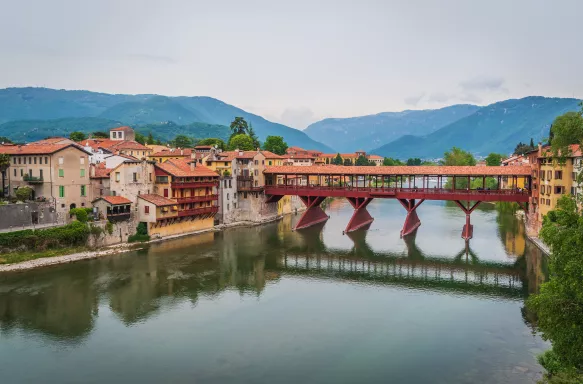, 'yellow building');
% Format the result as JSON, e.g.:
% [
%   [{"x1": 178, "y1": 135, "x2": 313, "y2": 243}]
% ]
[
  {"x1": 148, "y1": 148, "x2": 192, "y2": 163},
  {"x1": 538, "y1": 144, "x2": 581, "y2": 221}
]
